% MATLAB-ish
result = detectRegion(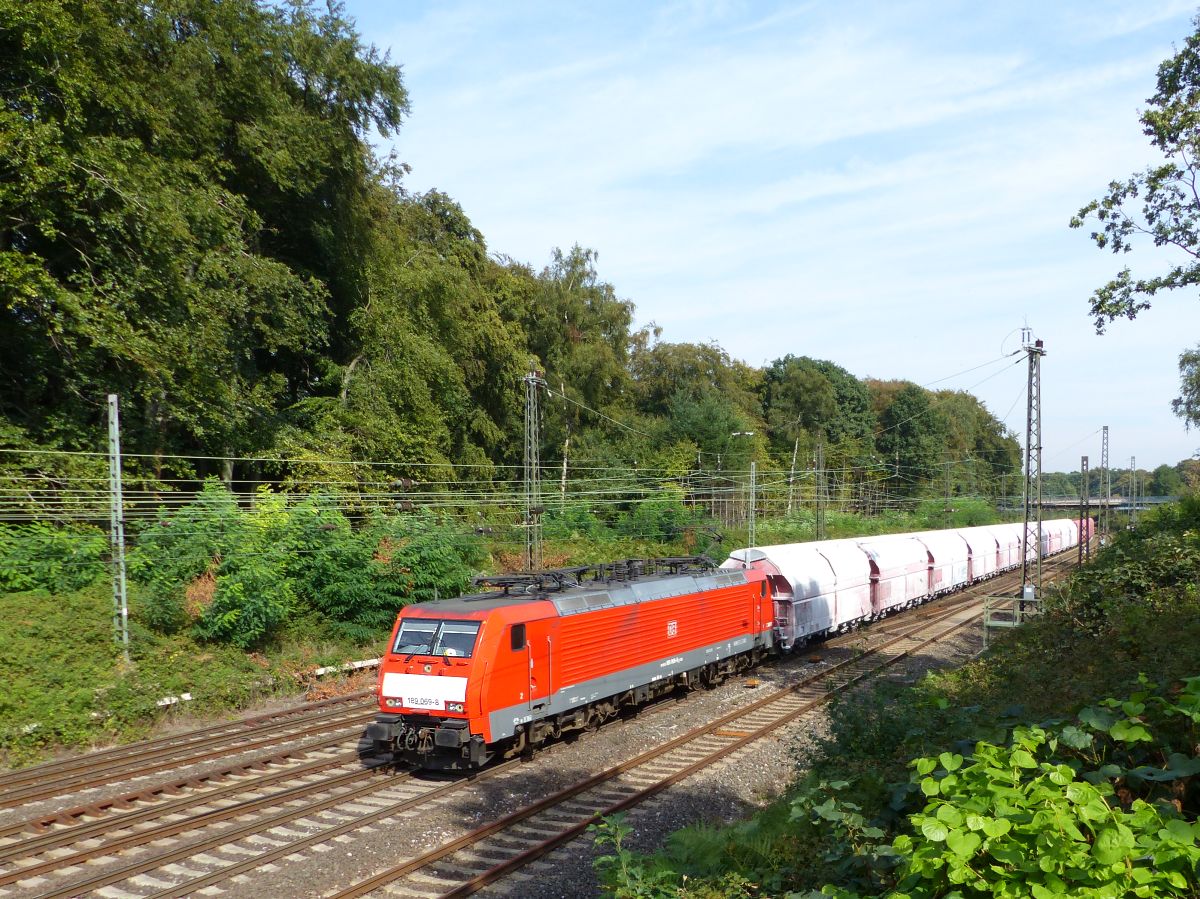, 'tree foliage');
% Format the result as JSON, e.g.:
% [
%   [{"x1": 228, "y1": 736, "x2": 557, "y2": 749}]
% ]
[
  {"x1": 130, "y1": 483, "x2": 483, "y2": 648},
  {"x1": 763, "y1": 356, "x2": 875, "y2": 448},
  {"x1": 0, "y1": 523, "x2": 107, "y2": 593},
  {"x1": 0, "y1": 0, "x2": 407, "y2": 465},
  {"x1": 1071, "y1": 18, "x2": 1200, "y2": 331},
  {"x1": 1071, "y1": 17, "x2": 1200, "y2": 433},
  {"x1": 873, "y1": 383, "x2": 950, "y2": 497},
  {"x1": 1172, "y1": 346, "x2": 1200, "y2": 430},
  {"x1": 0, "y1": 0, "x2": 1023, "y2": 542}
]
